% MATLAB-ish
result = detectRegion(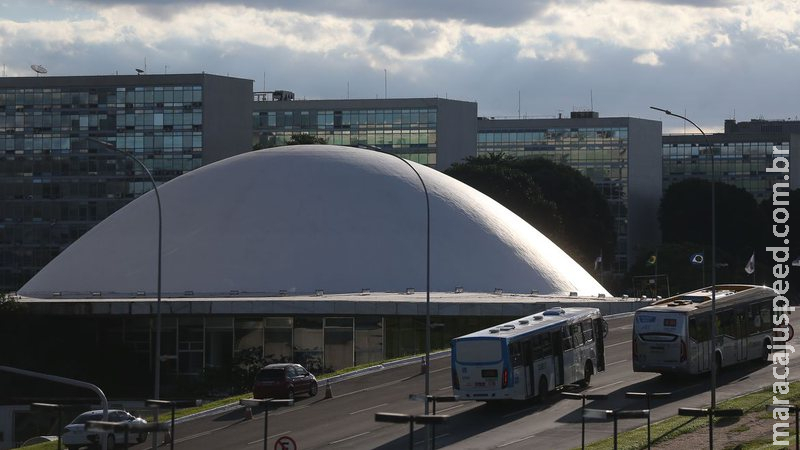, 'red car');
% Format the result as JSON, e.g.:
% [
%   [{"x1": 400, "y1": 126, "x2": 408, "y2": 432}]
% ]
[{"x1": 253, "y1": 363, "x2": 318, "y2": 399}]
